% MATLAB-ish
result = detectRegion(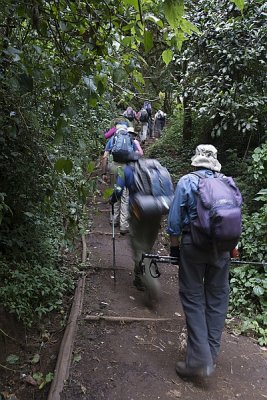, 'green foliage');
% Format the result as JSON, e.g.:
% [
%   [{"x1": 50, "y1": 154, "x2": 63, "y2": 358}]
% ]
[
  {"x1": 0, "y1": 258, "x2": 73, "y2": 326},
  {"x1": 241, "y1": 203, "x2": 267, "y2": 262},
  {"x1": 169, "y1": 0, "x2": 267, "y2": 142},
  {"x1": 6, "y1": 354, "x2": 19, "y2": 365},
  {"x1": 228, "y1": 141, "x2": 267, "y2": 345},
  {"x1": 32, "y1": 371, "x2": 54, "y2": 390},
  {"x1": 147, "y1": 110, "x2": 198, "y2": 180},
  {"x1": 229, "y1": 265, "x2": 267, "y2": 345},
  {"x1": 249, "y1": 141, "x2": 267, "y2": 183},
  {"x1": 240, "y1": 142, "x2": 267, "y2": 261}
]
